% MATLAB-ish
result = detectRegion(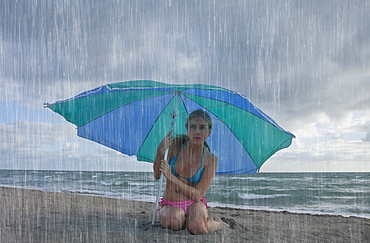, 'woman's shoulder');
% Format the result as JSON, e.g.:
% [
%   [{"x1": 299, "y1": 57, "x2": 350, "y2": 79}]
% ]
[
  {"x1": 169, "y1": 135, "x2": 188, "y2": 157},
  {"x1": 203, "y1": 149, "x2": 218, "y2": 165}
]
